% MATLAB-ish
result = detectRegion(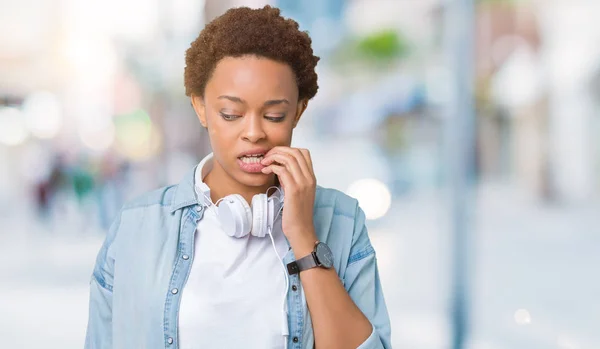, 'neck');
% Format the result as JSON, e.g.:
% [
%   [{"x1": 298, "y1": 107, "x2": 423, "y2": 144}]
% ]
[{"x1": 203, "y1": 164, "x2": 277, "y2": 206}]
